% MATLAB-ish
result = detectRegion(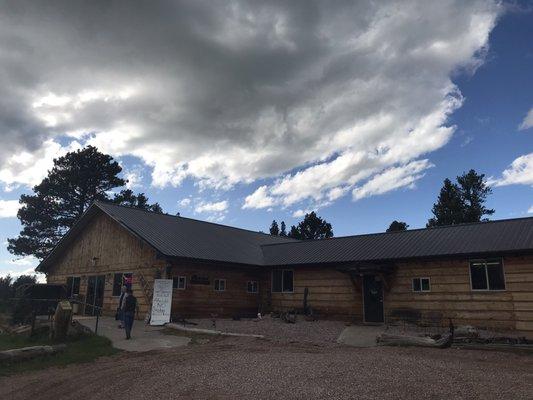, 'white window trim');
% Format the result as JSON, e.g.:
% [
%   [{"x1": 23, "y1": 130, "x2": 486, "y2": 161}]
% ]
[
  {"x1": 247, "y1": 280, "x2": 258, "y2": 293},
  {"x1": 174, "y1": 276, "x2": 186, "y2": 290},
  {"x1": 214, "y1": 279, "x2": 226, "y2": 292},
  {"x1": 469, "y1": 259, "x2": 506, "y2": 292},
  {"x1": 271, "y1": 269, "x2": 294, "y2": 293},
  {"x1": 412, "y1": 277, "x2": 431, "y2": 293}
]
